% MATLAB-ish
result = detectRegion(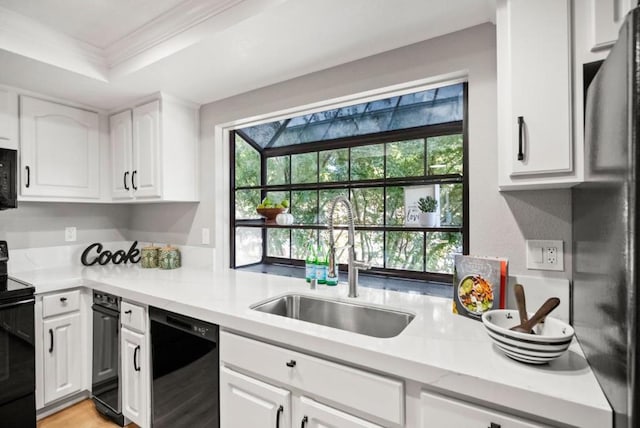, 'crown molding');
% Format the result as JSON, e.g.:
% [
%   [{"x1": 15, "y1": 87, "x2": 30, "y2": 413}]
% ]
[
  {"x1": 0, "y1": 5, "x2": 108, "y2": 81},
  {"x1": 0, "y1": 0, "x2": 283, "y2": 82},
  {"x1": 105, "y1": 0, "x2": 244, "y2": 67}
]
